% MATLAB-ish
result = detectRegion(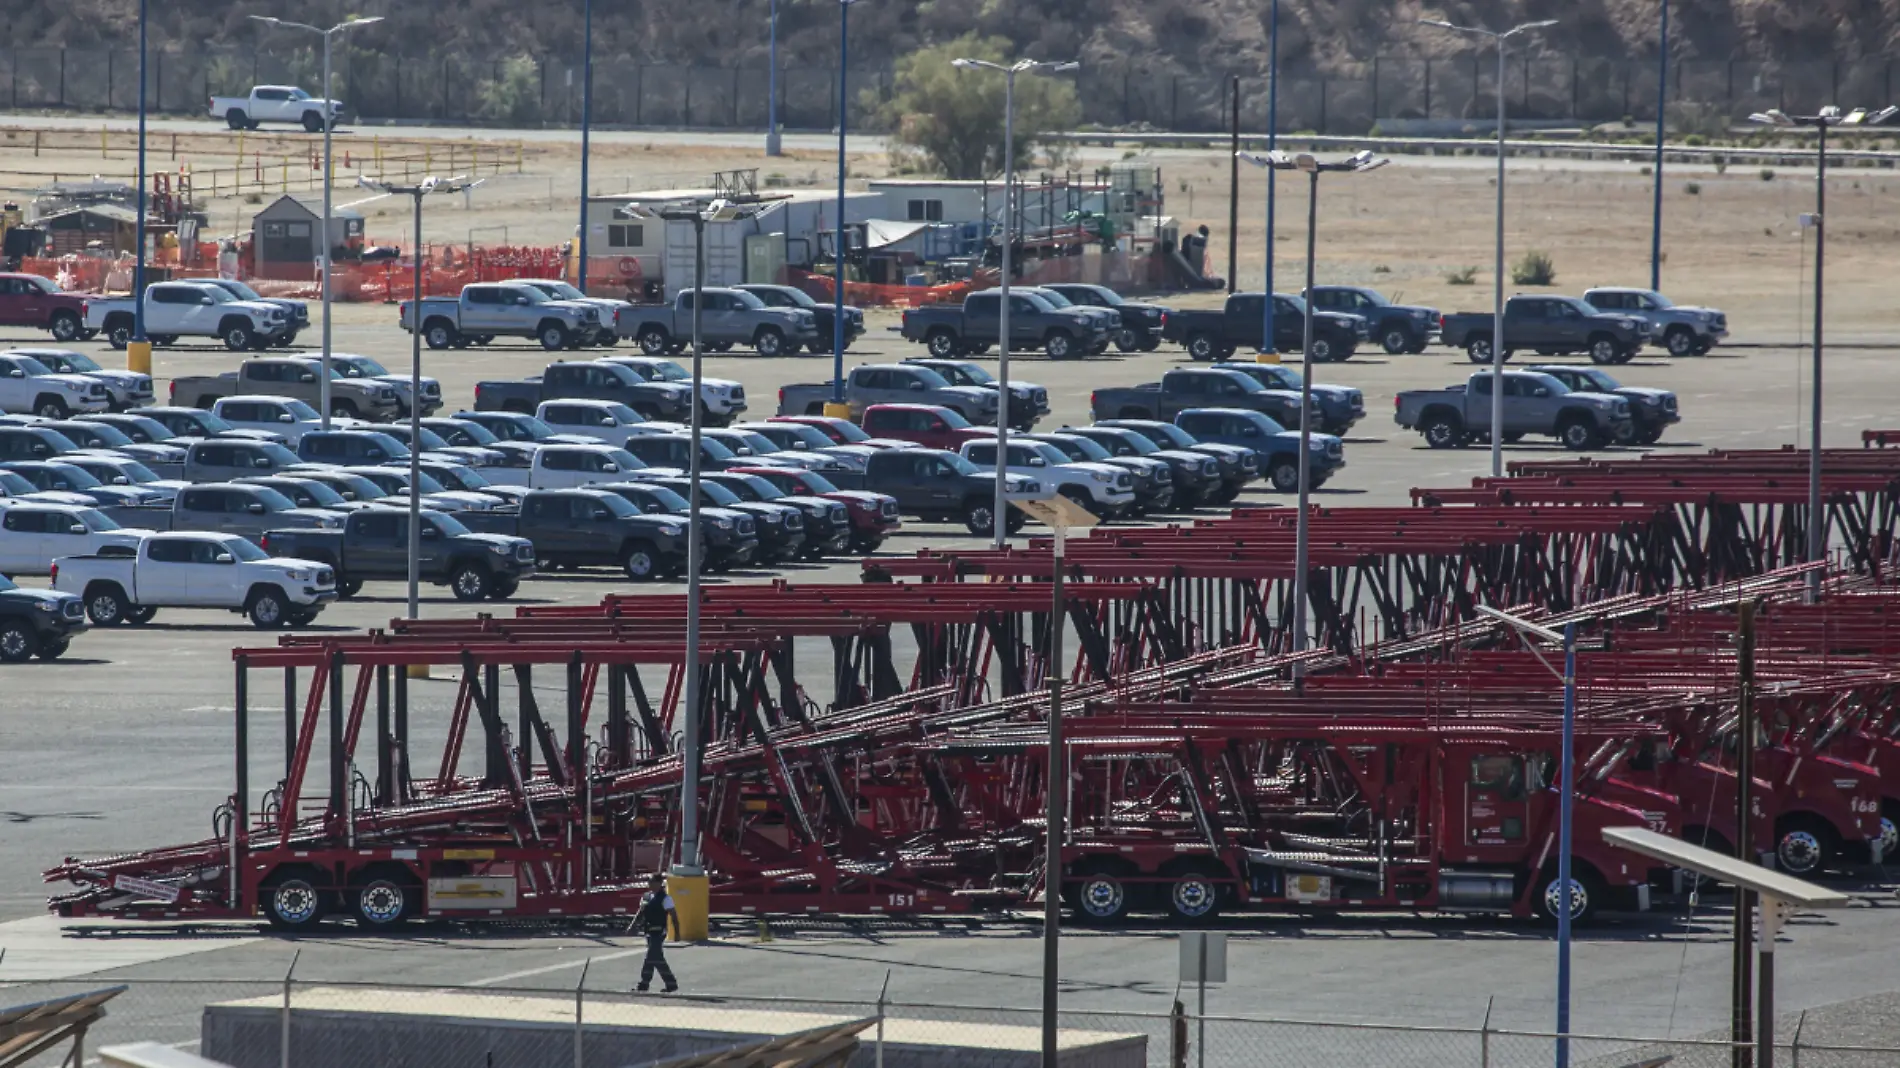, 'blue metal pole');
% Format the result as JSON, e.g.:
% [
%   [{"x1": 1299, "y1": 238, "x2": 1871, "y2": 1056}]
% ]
[
  {"x1": 766, "y1": 0, "x2": 782, "y2": 156},
  {"x1": 133, "y1": 0, "x2": 147, "y2": 342},
  {"x1": 830, "y1": 1, "x2": 848, "y2": 405},
  {"x1": 1556, "y1": 620, "x2": 1577, "y2": 1068},
  {"x1": 1261, "y1": 0, "x2": 1278, "y2": 352},
  {"x1": 1650, "y1": 0, "x2": 1667, "y2": 291},
  {"x1": 577, "y1": 0, "x2": 594, "y2": 291}
]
